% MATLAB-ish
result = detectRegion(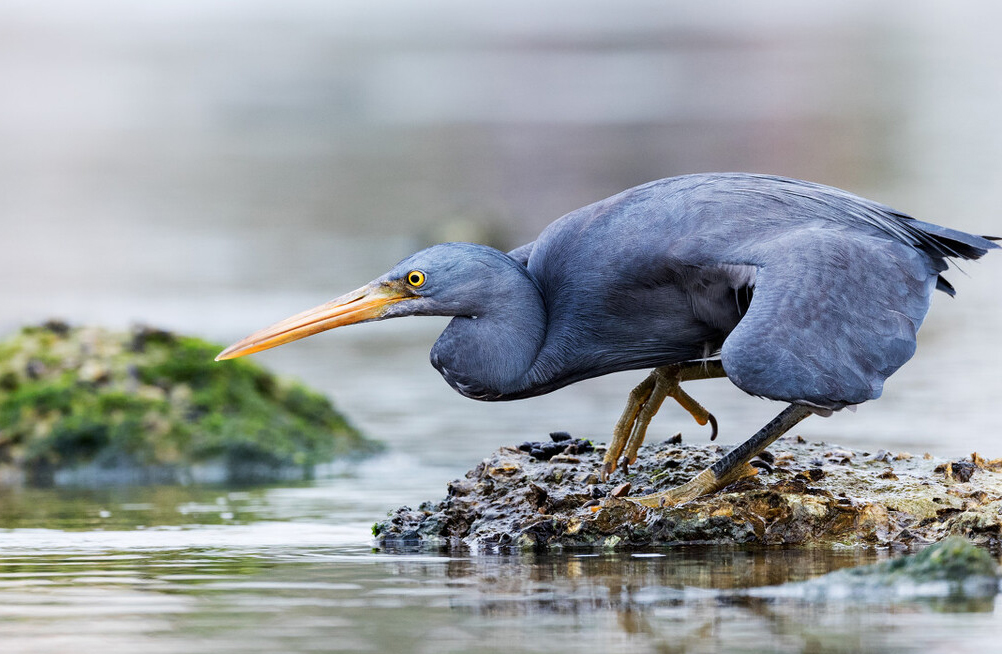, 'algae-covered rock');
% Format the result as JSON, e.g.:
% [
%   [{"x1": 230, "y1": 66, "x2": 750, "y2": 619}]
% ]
[
  {"x1": 761, "y1": 536, "x2": 1000, "y2": 601},
  {"x1": 0, "y1": 321, "x2": 378, "y2": 485},
  {"x1": 375, "y1": 431, "x2": 1002, "y2": 552}
]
